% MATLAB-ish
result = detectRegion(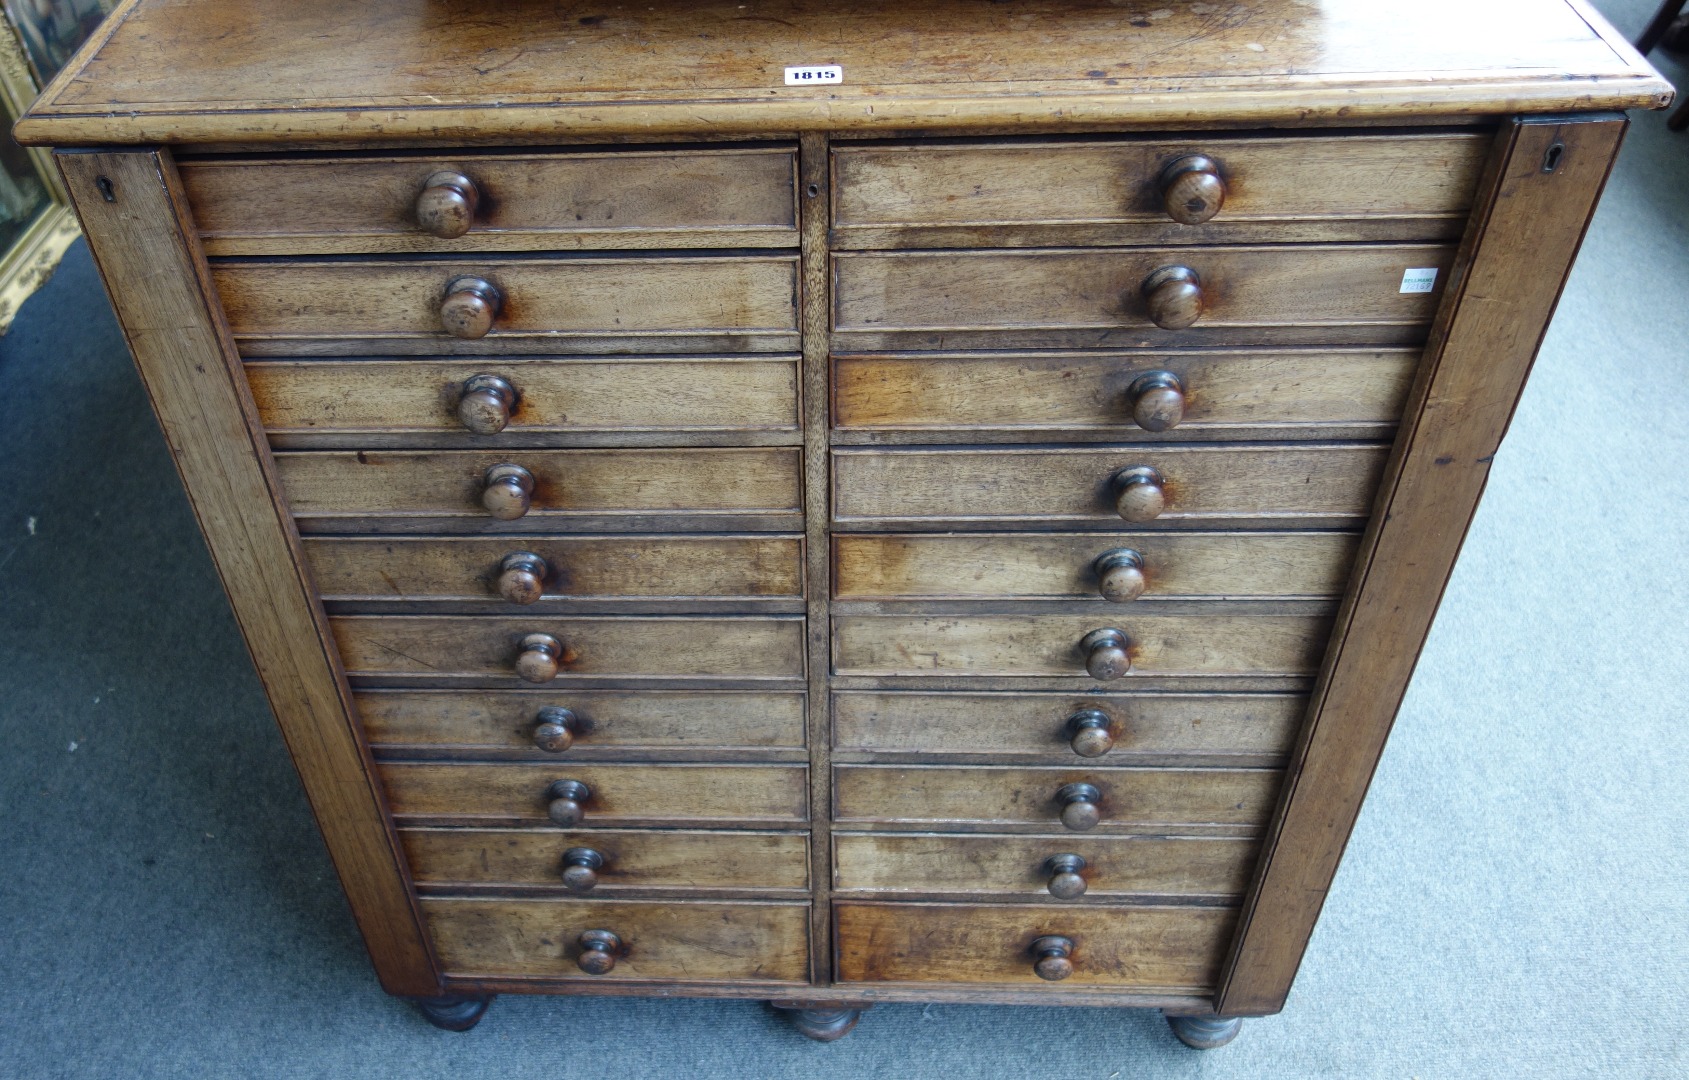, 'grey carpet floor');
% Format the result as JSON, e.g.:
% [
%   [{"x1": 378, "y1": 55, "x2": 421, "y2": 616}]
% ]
[{"x1": 2, "y1": 3, "x2": 1686, "y2": 1076}]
